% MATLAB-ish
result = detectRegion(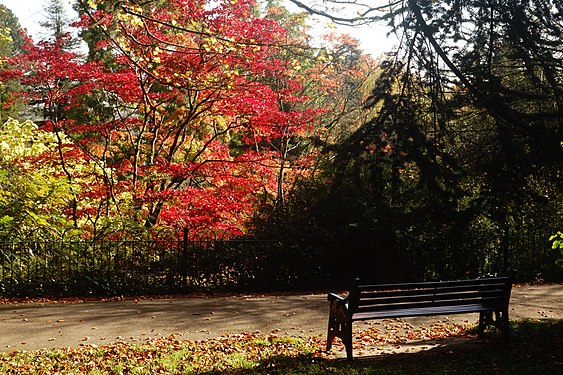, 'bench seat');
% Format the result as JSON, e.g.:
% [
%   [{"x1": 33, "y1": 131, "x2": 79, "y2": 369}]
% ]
[{"x1": 352, "y1": 303, "x2": 496, "y2": 320}]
